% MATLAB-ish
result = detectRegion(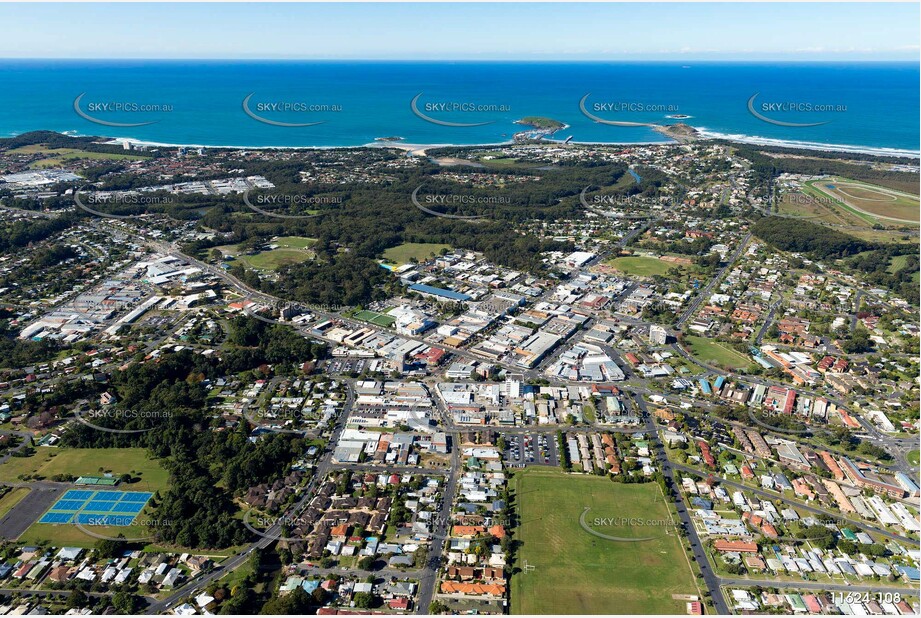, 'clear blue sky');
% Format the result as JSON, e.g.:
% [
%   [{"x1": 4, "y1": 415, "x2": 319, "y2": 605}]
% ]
[{"x1": 1, "y1": 2, "x2": 918, "y2": 60}]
